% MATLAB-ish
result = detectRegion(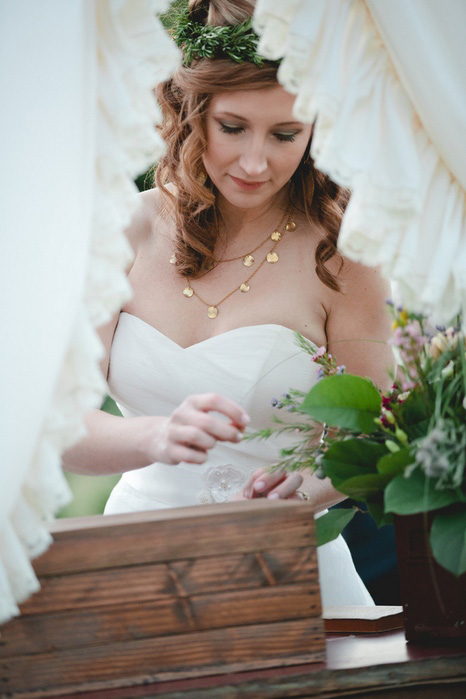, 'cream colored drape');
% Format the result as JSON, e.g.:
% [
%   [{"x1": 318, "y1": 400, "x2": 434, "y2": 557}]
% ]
[
  {"x1": 0, "y1": 0, "x2": 179, "y2": 624},
  {"x1": 254, "y1": 0, "x2": 466, "y2": 323}
]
